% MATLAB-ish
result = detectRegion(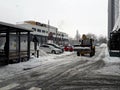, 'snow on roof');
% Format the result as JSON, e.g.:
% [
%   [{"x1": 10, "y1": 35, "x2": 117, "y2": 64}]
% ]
[{"x1": 0, "y1": 21, "x2": 33, "y2": 32}]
